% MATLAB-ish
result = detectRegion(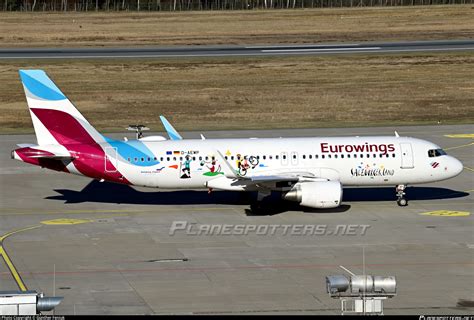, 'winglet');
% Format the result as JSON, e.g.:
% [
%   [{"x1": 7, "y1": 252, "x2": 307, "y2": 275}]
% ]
[
  {"x1": 159, "y1": 115, "x2": 182, "y2": 140},
  {"x1": 215, "y1": 150, "x2": 240, "y2": 179}
]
